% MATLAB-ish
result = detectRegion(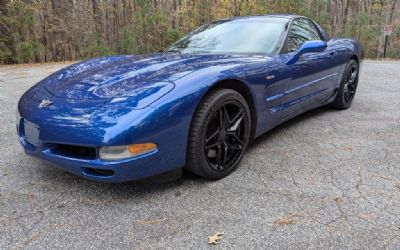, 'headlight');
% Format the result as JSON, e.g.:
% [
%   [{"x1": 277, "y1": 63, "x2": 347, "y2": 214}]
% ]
[{"x1": 99, "y1": 143, "x2": 157, "y2": 160}]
